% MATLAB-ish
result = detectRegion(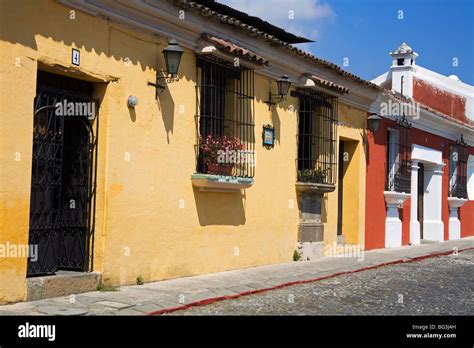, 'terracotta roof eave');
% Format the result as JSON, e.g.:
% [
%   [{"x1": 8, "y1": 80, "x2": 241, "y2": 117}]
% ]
[
  {"x1": 190, "y1": 0, "x2": 313, "y2": 44},
  {"x1": 307, "y1": 74, "x2": 350, "y2": 94},
  {"x1": 200, "y1": 33, "x2": 269, "y2": 66},
  {"x1": 174, "y1": 0, "x2": 381, "y2": 91}
]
